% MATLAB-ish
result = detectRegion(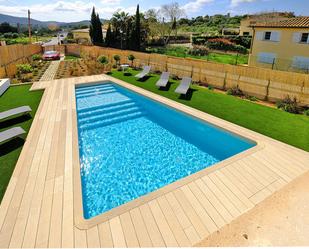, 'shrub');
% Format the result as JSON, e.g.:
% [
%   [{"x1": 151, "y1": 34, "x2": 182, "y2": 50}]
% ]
[
  {"x1": 16, "y1": 64, "x2": 33, "y2": 74},
  {"x1": 113, "y1": 55, "x2": 120, "y2": 65},
  {"x1": 304, "y1": 109, "x2": 309, "y2": 116},
  {"x1": 97, "y1": 55, "x2": 108, "y2": 65},
  {"x1": 245, "y1": 95, "x2": 258, "y2": 101},
  {"x1": 206, "y1": 38, "x2": 248, "y2": 54},
  {"x1": 276, "y1": 96, "x2": 301, "y2": 114},
  {"x1": 227, "y1": 85, "x2": 244, "y2": 96},
  {"x1": 128, "y1": 54, "x2": 135, "y2": 66},
  {"x1": 188, "y1": 45, "x2": 209, "y2": 56},
  {"x1": 32, "y1": 54, "x2": 42, "y2": 61},
  {"x1": 207, "y1": 85, "x2": 214, "y2": 90}
]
